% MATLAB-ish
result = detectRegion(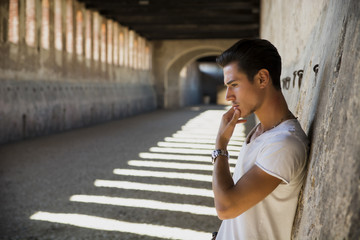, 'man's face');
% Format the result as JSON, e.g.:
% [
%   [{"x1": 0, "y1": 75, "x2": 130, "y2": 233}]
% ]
[{"x1": 223, "y1": 62, "x2": 263, "y2": 118}]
